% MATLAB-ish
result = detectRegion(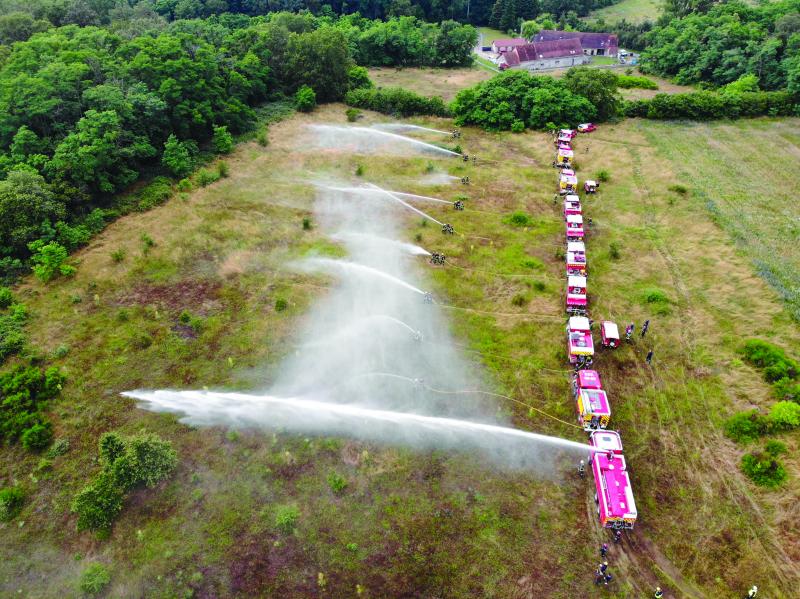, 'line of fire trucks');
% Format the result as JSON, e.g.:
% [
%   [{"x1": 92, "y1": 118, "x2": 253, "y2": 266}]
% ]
[{"x1": 555, "y1": 127, "x2": 638, "y2": 532}]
